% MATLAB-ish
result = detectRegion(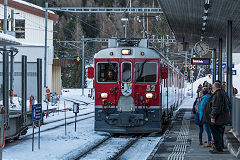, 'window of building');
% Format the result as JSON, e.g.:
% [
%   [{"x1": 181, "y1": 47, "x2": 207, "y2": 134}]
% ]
[
  {"x1": 15, "y1": 19, "x2": 25, "y2": 38},
  {"x1": 0, "y1": 20, "x2": 3, "y2": 30},
  {"x1": 97, "y1": 62, "x2": 118, "y2": 83},
  {"x1": 135, "y1": 62, "x2": 157, "y2": 83},
  {"x1": 0, "y1": 19, "x2": 9, "y2": 31}
]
